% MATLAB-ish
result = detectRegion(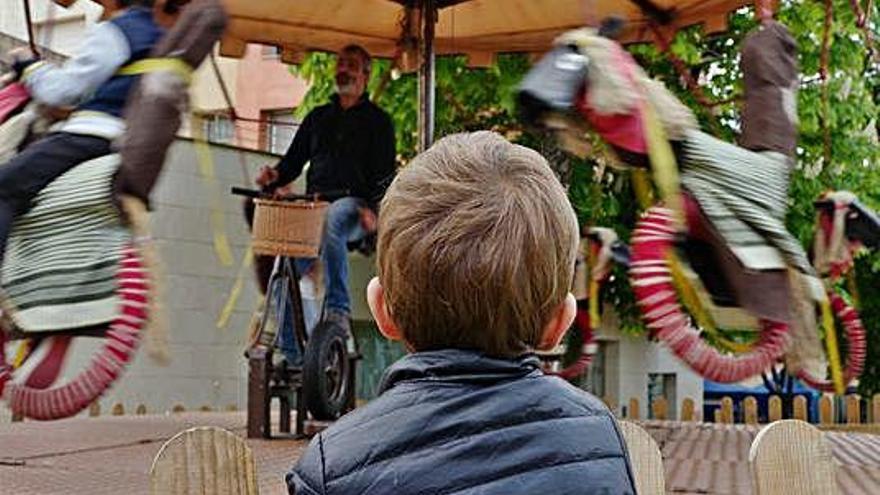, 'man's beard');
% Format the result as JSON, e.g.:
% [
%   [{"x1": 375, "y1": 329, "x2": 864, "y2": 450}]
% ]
[
  {"x1": 336, "y1": 82, "x2": 359, "y2": 95},
  {"x1": 336, "y1": 74, "x2": 360, "y2": 95}
]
